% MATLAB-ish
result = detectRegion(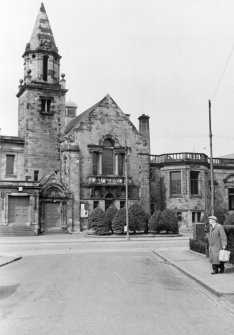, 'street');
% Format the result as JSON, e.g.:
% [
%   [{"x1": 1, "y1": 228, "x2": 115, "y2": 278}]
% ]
[{"x1": 0, "y1": 236, "x2": 234, "y2": 334}]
